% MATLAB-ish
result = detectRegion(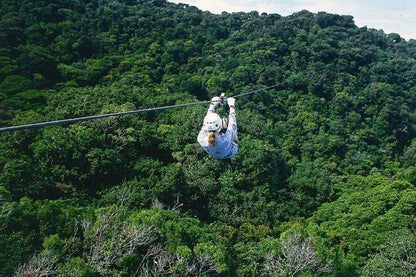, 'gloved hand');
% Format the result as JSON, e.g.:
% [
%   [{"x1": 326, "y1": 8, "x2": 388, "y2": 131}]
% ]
[
  {"x1": 227, "y1": 97, "x2": 236, "y2": 107},
  {"x1": 210, "y1": 96, "x2": 221, "y2": 107}
]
